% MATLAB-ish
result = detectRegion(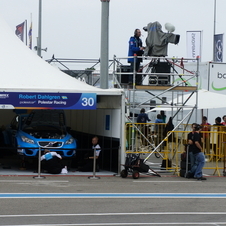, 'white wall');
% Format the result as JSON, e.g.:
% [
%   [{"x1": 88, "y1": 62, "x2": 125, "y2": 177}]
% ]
[{"x1": 65, "y1": 108, "x2": 121, "y2": 138}]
